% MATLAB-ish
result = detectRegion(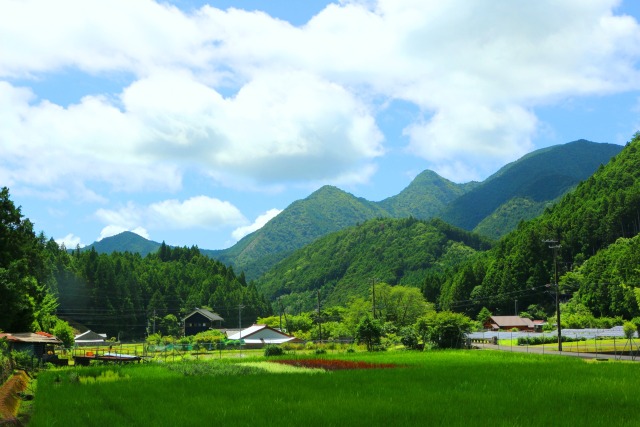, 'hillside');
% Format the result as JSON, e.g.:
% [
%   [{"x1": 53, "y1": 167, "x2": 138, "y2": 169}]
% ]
[
  {"x1": 438, "y1": 133, "x2": 640, "y2": 318},
  {"x1": 211, "y1": 186, "x2": 390, "y2": 280},
  {"x1": 378, "y1": 170, "x2": 474, "y2": 218},
  {"x1": 79, "y1": 140, "x2": 622, "y2": 283},
  {"x1": 438, "y1": 140, "x2": 622, "y2": 233},
  {"x1": 257, "y1": 217, "x2": 493, "y2": 309},
  {"x1": 83, "y1": 231, "x2": 162, "y2": 257}
]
